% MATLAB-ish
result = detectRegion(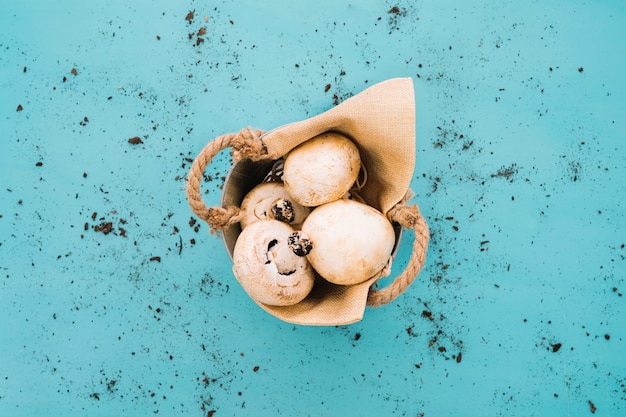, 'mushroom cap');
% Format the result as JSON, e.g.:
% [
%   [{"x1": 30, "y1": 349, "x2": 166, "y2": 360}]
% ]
[
  {"x1": 283, "y1": 132, "x2": 361, "y2": 207},
  {"x1": 232, "y1": 219, "x2": 315, "y2": 306},
  {"x1": 301, "y1": 199, "x2": 395, "y2": 286},
  {"x1": 239, "y1": 182, "x2": 311, "y2": 230}
]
